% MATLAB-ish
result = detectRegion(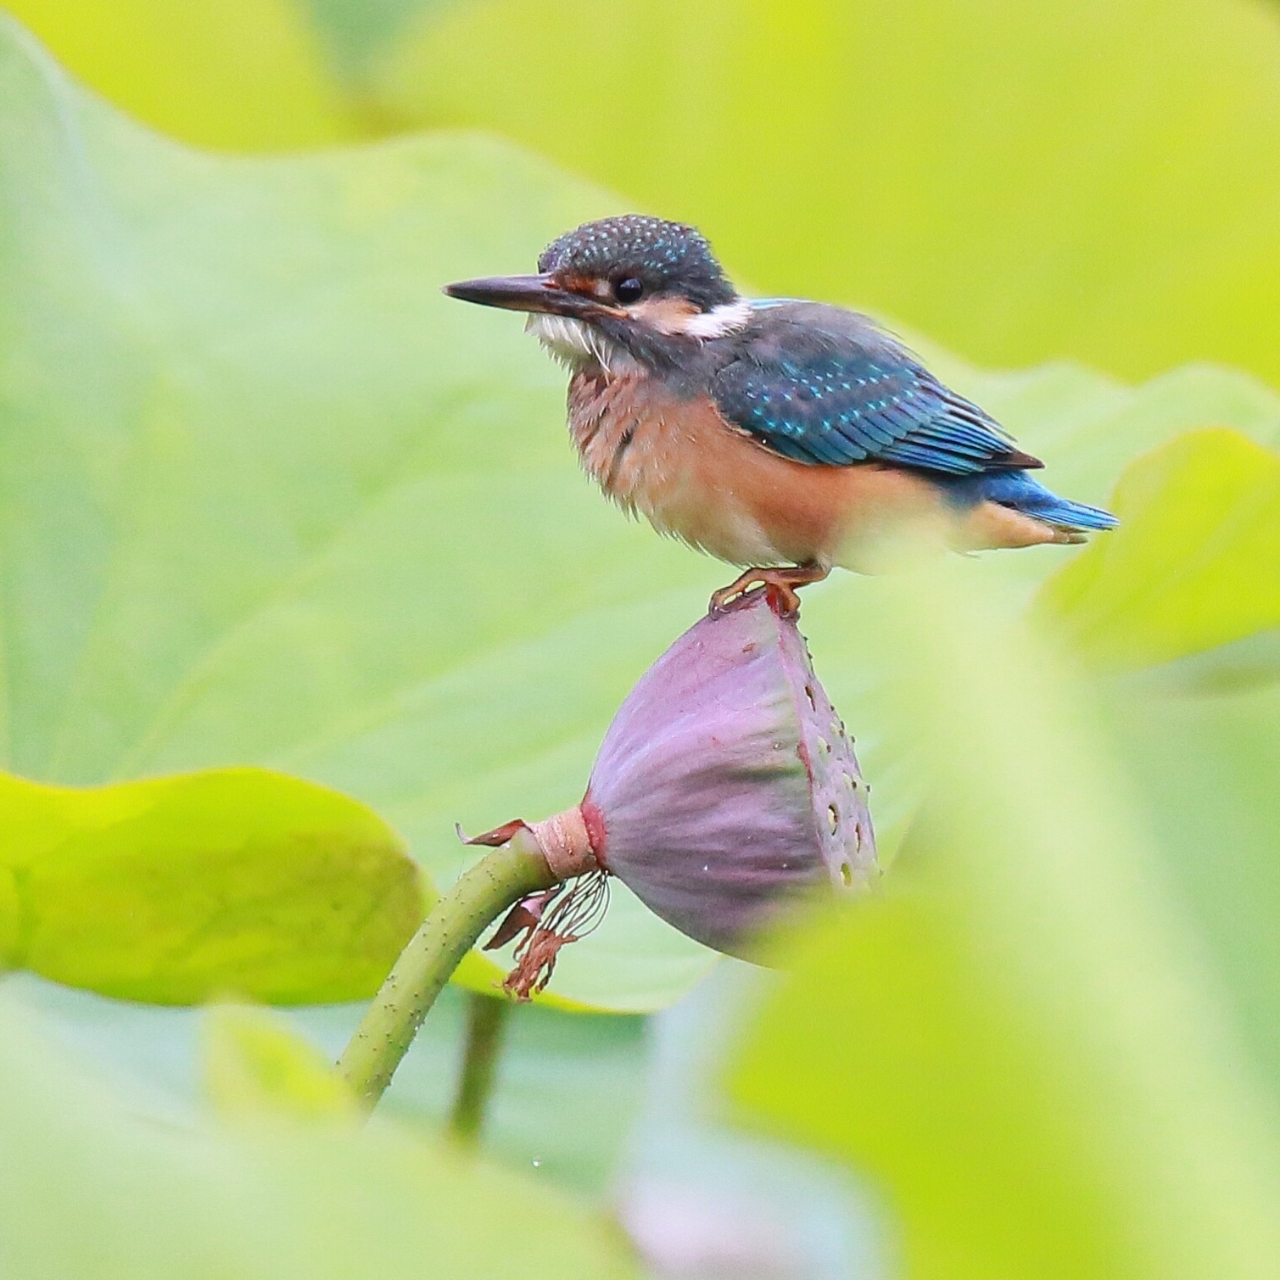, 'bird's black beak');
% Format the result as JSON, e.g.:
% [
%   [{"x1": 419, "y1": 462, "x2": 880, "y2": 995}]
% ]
[{"x1": 442, "y1": 273, "x2": 621, "y2": 318}]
